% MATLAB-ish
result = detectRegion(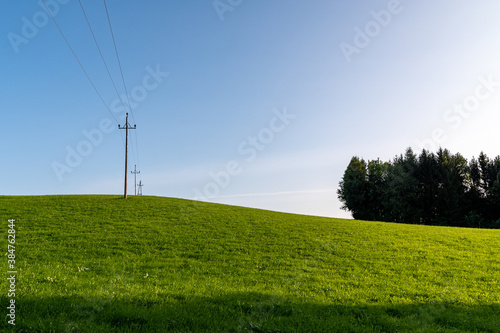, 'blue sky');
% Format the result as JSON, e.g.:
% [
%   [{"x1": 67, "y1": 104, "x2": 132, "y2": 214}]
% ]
[{"x1": 2, "y1": 1, "x2": 500, "y2": 218}]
